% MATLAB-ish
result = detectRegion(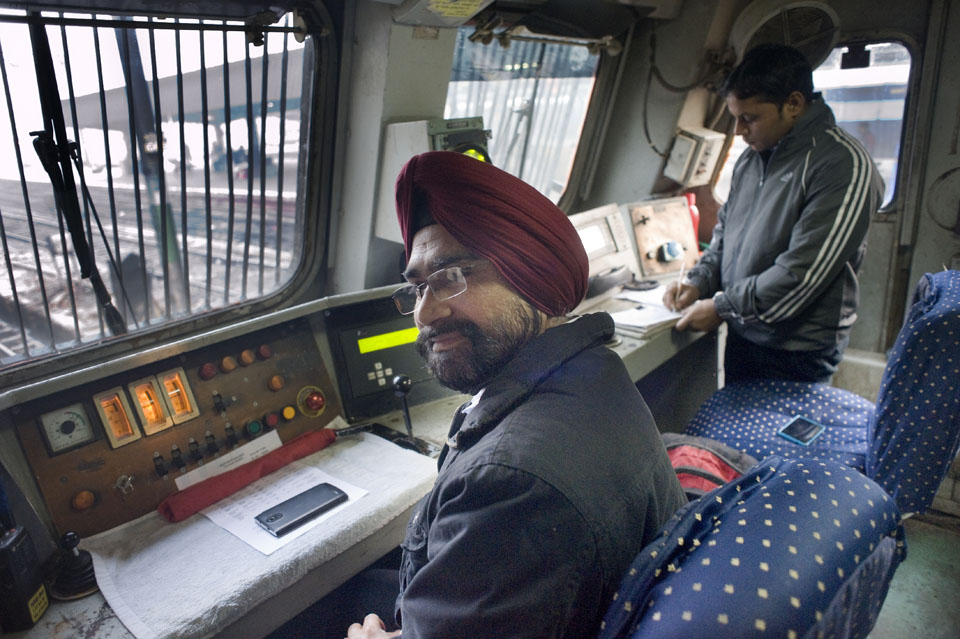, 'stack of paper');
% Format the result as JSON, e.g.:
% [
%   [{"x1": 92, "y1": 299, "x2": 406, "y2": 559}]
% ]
[{"x1": 609, "y1": 285, "x2": 681, "y2": 338}]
